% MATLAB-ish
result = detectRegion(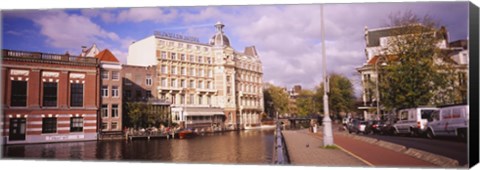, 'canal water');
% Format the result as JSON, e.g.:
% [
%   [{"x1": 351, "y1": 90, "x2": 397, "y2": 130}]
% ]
[{"x1": 2, "y1": 129, "x2": 275, "y2": 165}]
